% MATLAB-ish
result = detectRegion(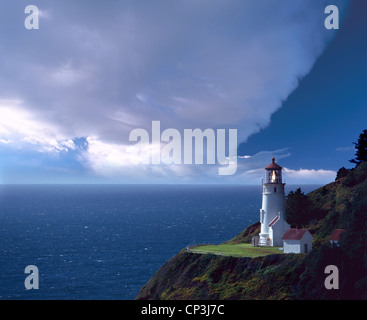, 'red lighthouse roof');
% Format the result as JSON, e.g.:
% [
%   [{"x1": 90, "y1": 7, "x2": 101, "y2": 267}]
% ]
[{"x1": 265, "y1": 158, "x2": 283, "y2": 170}]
